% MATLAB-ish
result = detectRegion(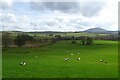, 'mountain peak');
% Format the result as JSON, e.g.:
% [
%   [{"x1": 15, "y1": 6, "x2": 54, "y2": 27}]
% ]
[{"x1": 84, "y1": 27, "x2": 108, "y2": 33}]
